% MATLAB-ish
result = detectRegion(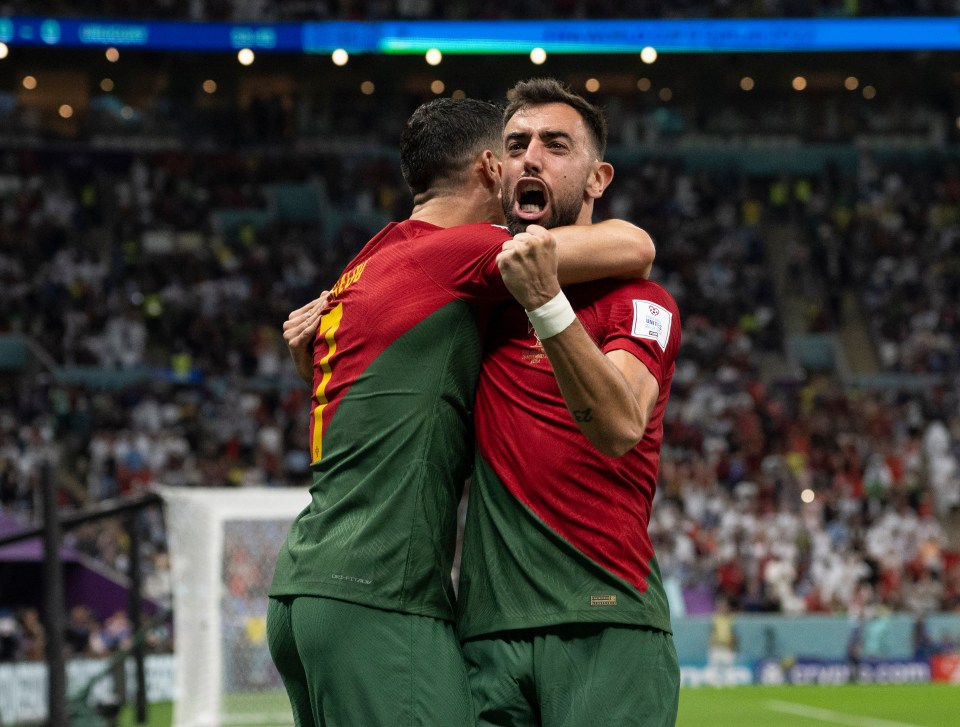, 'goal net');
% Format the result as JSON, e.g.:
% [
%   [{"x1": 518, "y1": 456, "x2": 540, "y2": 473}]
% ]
[{"x1": 161, "y1": 487, "x2": 309, "y2": 727}]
